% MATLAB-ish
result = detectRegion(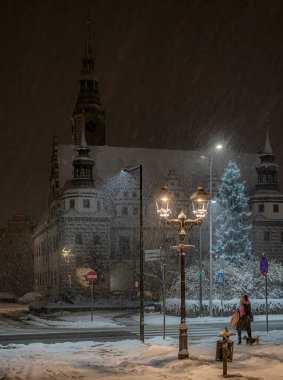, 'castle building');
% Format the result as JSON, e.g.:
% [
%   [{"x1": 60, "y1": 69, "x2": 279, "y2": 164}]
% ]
[{"x1": 33, "y1": 21, "x2": 282, "y2": 301}]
